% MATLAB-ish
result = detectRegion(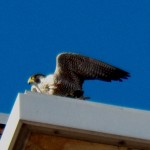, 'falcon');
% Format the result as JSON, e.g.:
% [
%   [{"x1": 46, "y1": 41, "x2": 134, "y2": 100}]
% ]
[{"x1": 28, "y1": 52, "x2": 130, "y2": 99}]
